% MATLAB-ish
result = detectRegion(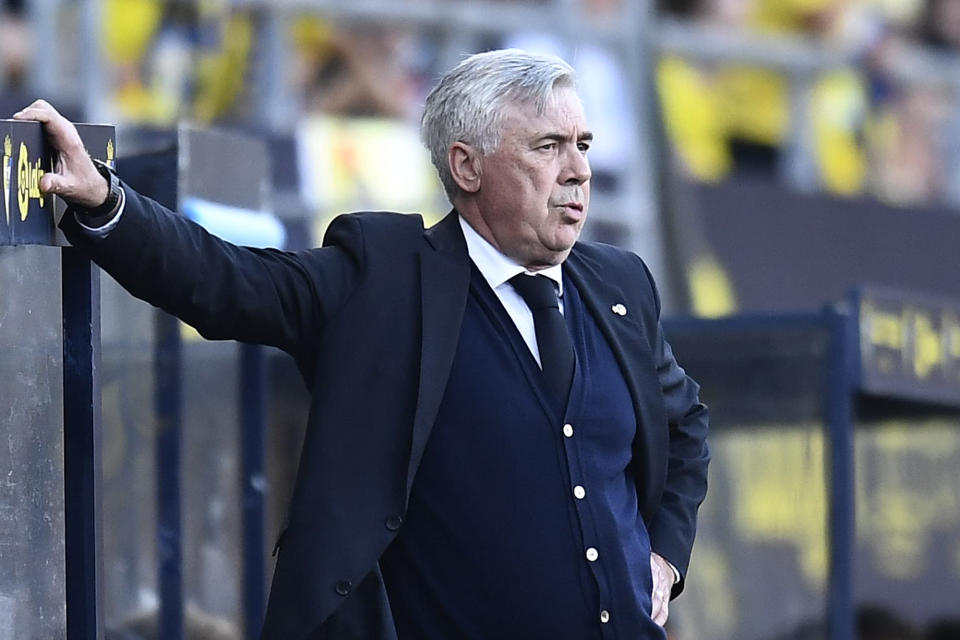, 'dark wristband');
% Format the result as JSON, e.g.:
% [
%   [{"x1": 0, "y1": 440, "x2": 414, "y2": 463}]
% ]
[{"x1": 81, "y1": 158, "x2": 122, "y2": 224}]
